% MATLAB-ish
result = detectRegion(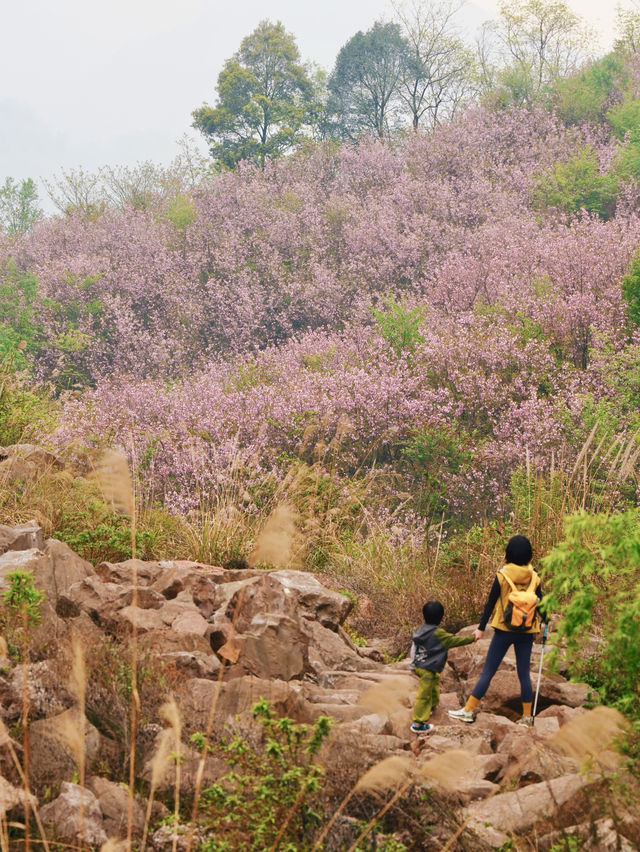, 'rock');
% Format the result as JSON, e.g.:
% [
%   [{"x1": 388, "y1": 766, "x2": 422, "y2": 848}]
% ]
[
  {"x1": 0, "y1": 774, "x2": 37, "y2": 817},
  {"x1": 471, "y1": 670, "x2": 523, "y2": 712},
  {"x1": 464, "y1": 773, "x2": 587, "y2": 838},
  {"x1": 4, "y1": 444, "x2": 62, "y2": 471},
  {"x1": 97, "y1": 558, "x2": 162, "y2": 586},
  {"x1": 178, "y1": 676, "x2": 313, "y2": 736},
  {"x1": 303, "y1": 620, "x2": 378, "y2": 676},
  {"x1": 158, "y1": 651, "x2": 221, "y2": 679},
  {"x1": 447, "y1": 639, "x2": 493, "y2": 680},
  {"x1": 86, "y1": 775, "x2": 145, "y2": 838},
  {"x1": 150, "y1": 823, "x2": 206, "y2": 851},
  {"x1": 474, "y1": 712, "x2": 518, "y2": 747},
  {"x1": 499, "y1": 734, "x2": 578, "y2": 786},
  {"x1": 226, "y1": 613, "x2": 307, "y2": 681},
  {"x1": 0, "y1": 522, "x2": 44, "y2": 555},
  {"x1": 0, "y1": 547, "x2": 50, "y2": 589},
  {"x1": 140, "y1": 730, "x2": 227, "y2": 793},
  {"x1": 538, "y1": 818, "x2": 637, "y2": 852},
  {"x1": 0, "y1": 548, "x2": 64, "y2": 652},
  {"x1": 140, "y1": 629, "x2": 212, "y2": 657},
  {"x1": 269, "y1": 570, "x2": 353, "y2": 629},
  {"x1": 340, "y1": 712, "x2": 391, "y2": 736},
  {"x1": 319, "y1": 729, "x2": 408, "y2": 795},
  {"x1": 40, "y1": 538, "x2": 96, "y2": 605},
  {"x1": 539, "y1": 674, "x2": 594, "y2": 708},
  {"x1": 38, "y1": 782, "x2": 107, "y2": 847},
  {"x1": 3, "y1": 661, "x2": 73, "y2": 720},
  {"x1": 108, "y1": 605, "x2": 163, "y2": 634},
  {"x1": 150, "y1": 561, "x2": 225, "y2": 611},
  {"x1": 58, "y1": 575, "x2": 125, "y2": 620},
  {"x1": 417, "y1": 725, "x2": 494, "y2": 755},
  {"x1": 536, "y1": 705, "x2": 585, "y2": 726},
  {"x1": 159, "y1": 599, "x2": 210, "y2": 635},
  {"x1": 0, "y1": 455, "x2": 38, "y2": 482},
  {"x1": 28, "y1": 708, "x2": 101, "y2": 788}
]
